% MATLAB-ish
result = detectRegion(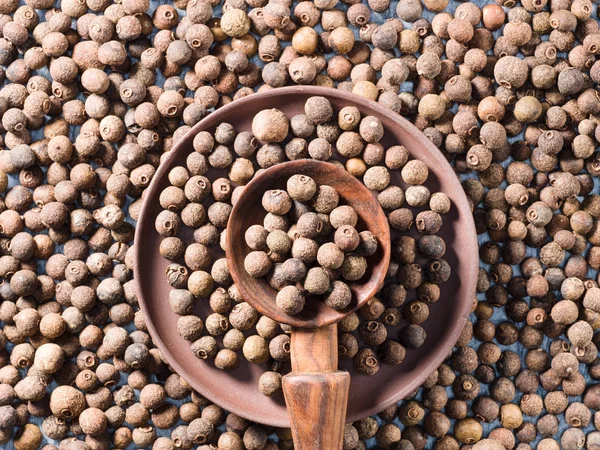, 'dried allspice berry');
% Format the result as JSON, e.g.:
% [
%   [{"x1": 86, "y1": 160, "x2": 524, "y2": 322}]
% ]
[
  {"x1": 304, "y1": 96, "x2": 333, "y2": 125},
  {"x1": 252, "y1": 108, "x2": 289, "y2": 143},
  {"x1": 354, "y1": 348, "x2": 380, "y2": 375}
]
